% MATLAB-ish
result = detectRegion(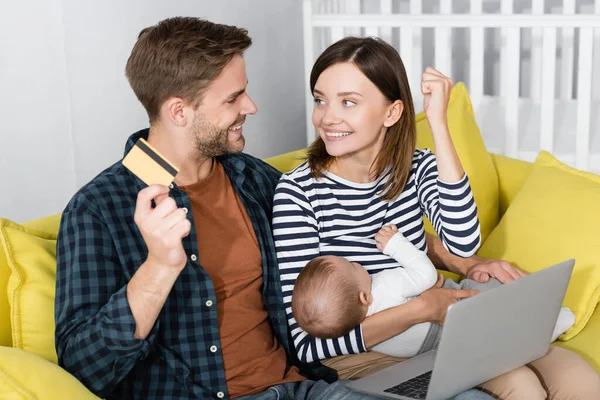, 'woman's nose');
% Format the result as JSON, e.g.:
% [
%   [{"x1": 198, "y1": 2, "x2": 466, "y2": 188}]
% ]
[{"x1": 321, "y1": 105, "x2": 342, "y2": 125}]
